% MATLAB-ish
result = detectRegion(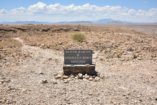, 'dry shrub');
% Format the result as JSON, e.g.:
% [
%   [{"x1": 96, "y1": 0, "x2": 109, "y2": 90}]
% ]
[
  {"x1": 71, "y1": 33, "x2": 86, "y2": 42},
  {"x1": 113, "y1": 50, "x2": 124, "y2": 58}
]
